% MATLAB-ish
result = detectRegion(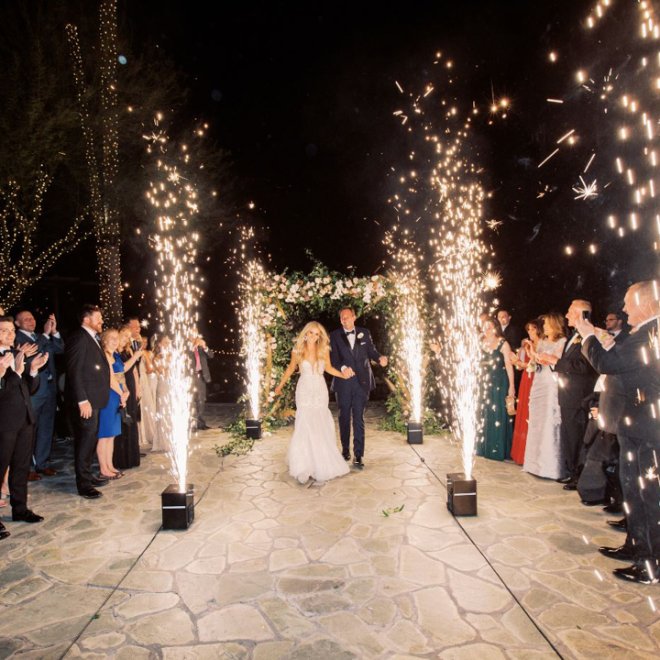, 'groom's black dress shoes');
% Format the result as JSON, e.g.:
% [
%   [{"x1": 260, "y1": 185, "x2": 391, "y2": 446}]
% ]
[
  {"x1": 557, "y1": 476, "x2": 573, "y2": 484},
  {"x1": 12, "y1": 509, "x2": 44, "y2": 523},
  {"x1": 0, "y1": 522, "x2": 10, "y2": 540},
  {"x1": 598, "y1": 545, "x2": 636, "y2": 561},
  {"x1": 353, "y1": 457, "x2": 364, "y2": 469},
  {"x1": 342, "y1": 452, "x2": 350, "y2": 461},
  {"x1": 613, "y1": 563, "x2": 660, "y2": 585}
]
